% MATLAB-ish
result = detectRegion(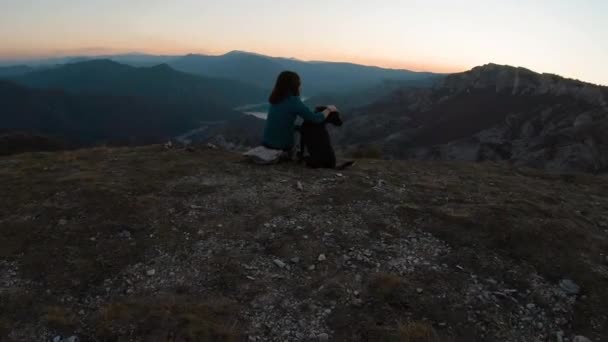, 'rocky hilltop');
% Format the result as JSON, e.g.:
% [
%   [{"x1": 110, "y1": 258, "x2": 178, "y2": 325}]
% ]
[
  {"x1": 1, "y1": 146, "x2": 607, "y2": 341},
  {"x1": 338, "y1": 64, "x2": 608, "y2": 173},
  {"x1": 440, "y1": 63, "x2": 607, "y2": 106}
]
